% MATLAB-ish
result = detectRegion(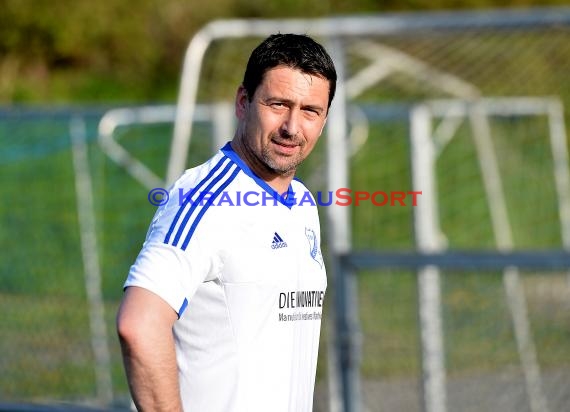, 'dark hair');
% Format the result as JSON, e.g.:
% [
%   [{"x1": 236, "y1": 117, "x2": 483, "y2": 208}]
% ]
[{"x1": 242, "y1": 33, "x2": 337, "y2": 109}]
